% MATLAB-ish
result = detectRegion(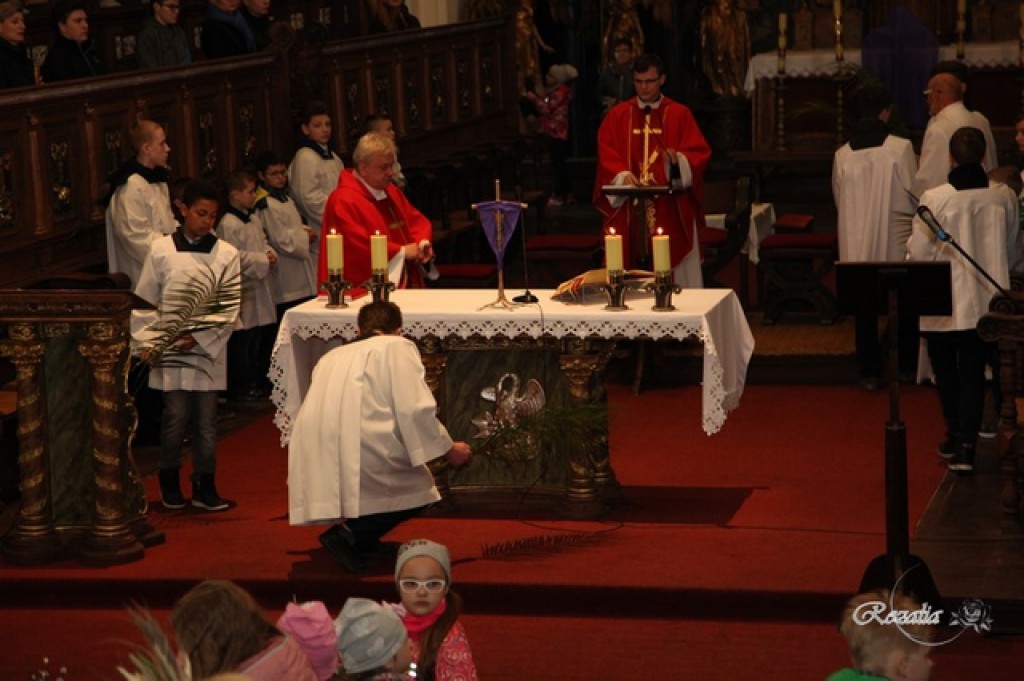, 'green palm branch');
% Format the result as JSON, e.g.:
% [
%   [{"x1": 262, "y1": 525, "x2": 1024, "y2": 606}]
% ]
[
  {"x1": 117, "y1": 606, "x2": 189, "y2": 681},
  {"x1": 138, "y1": 263, "x2": 242, "y2": 376}
]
